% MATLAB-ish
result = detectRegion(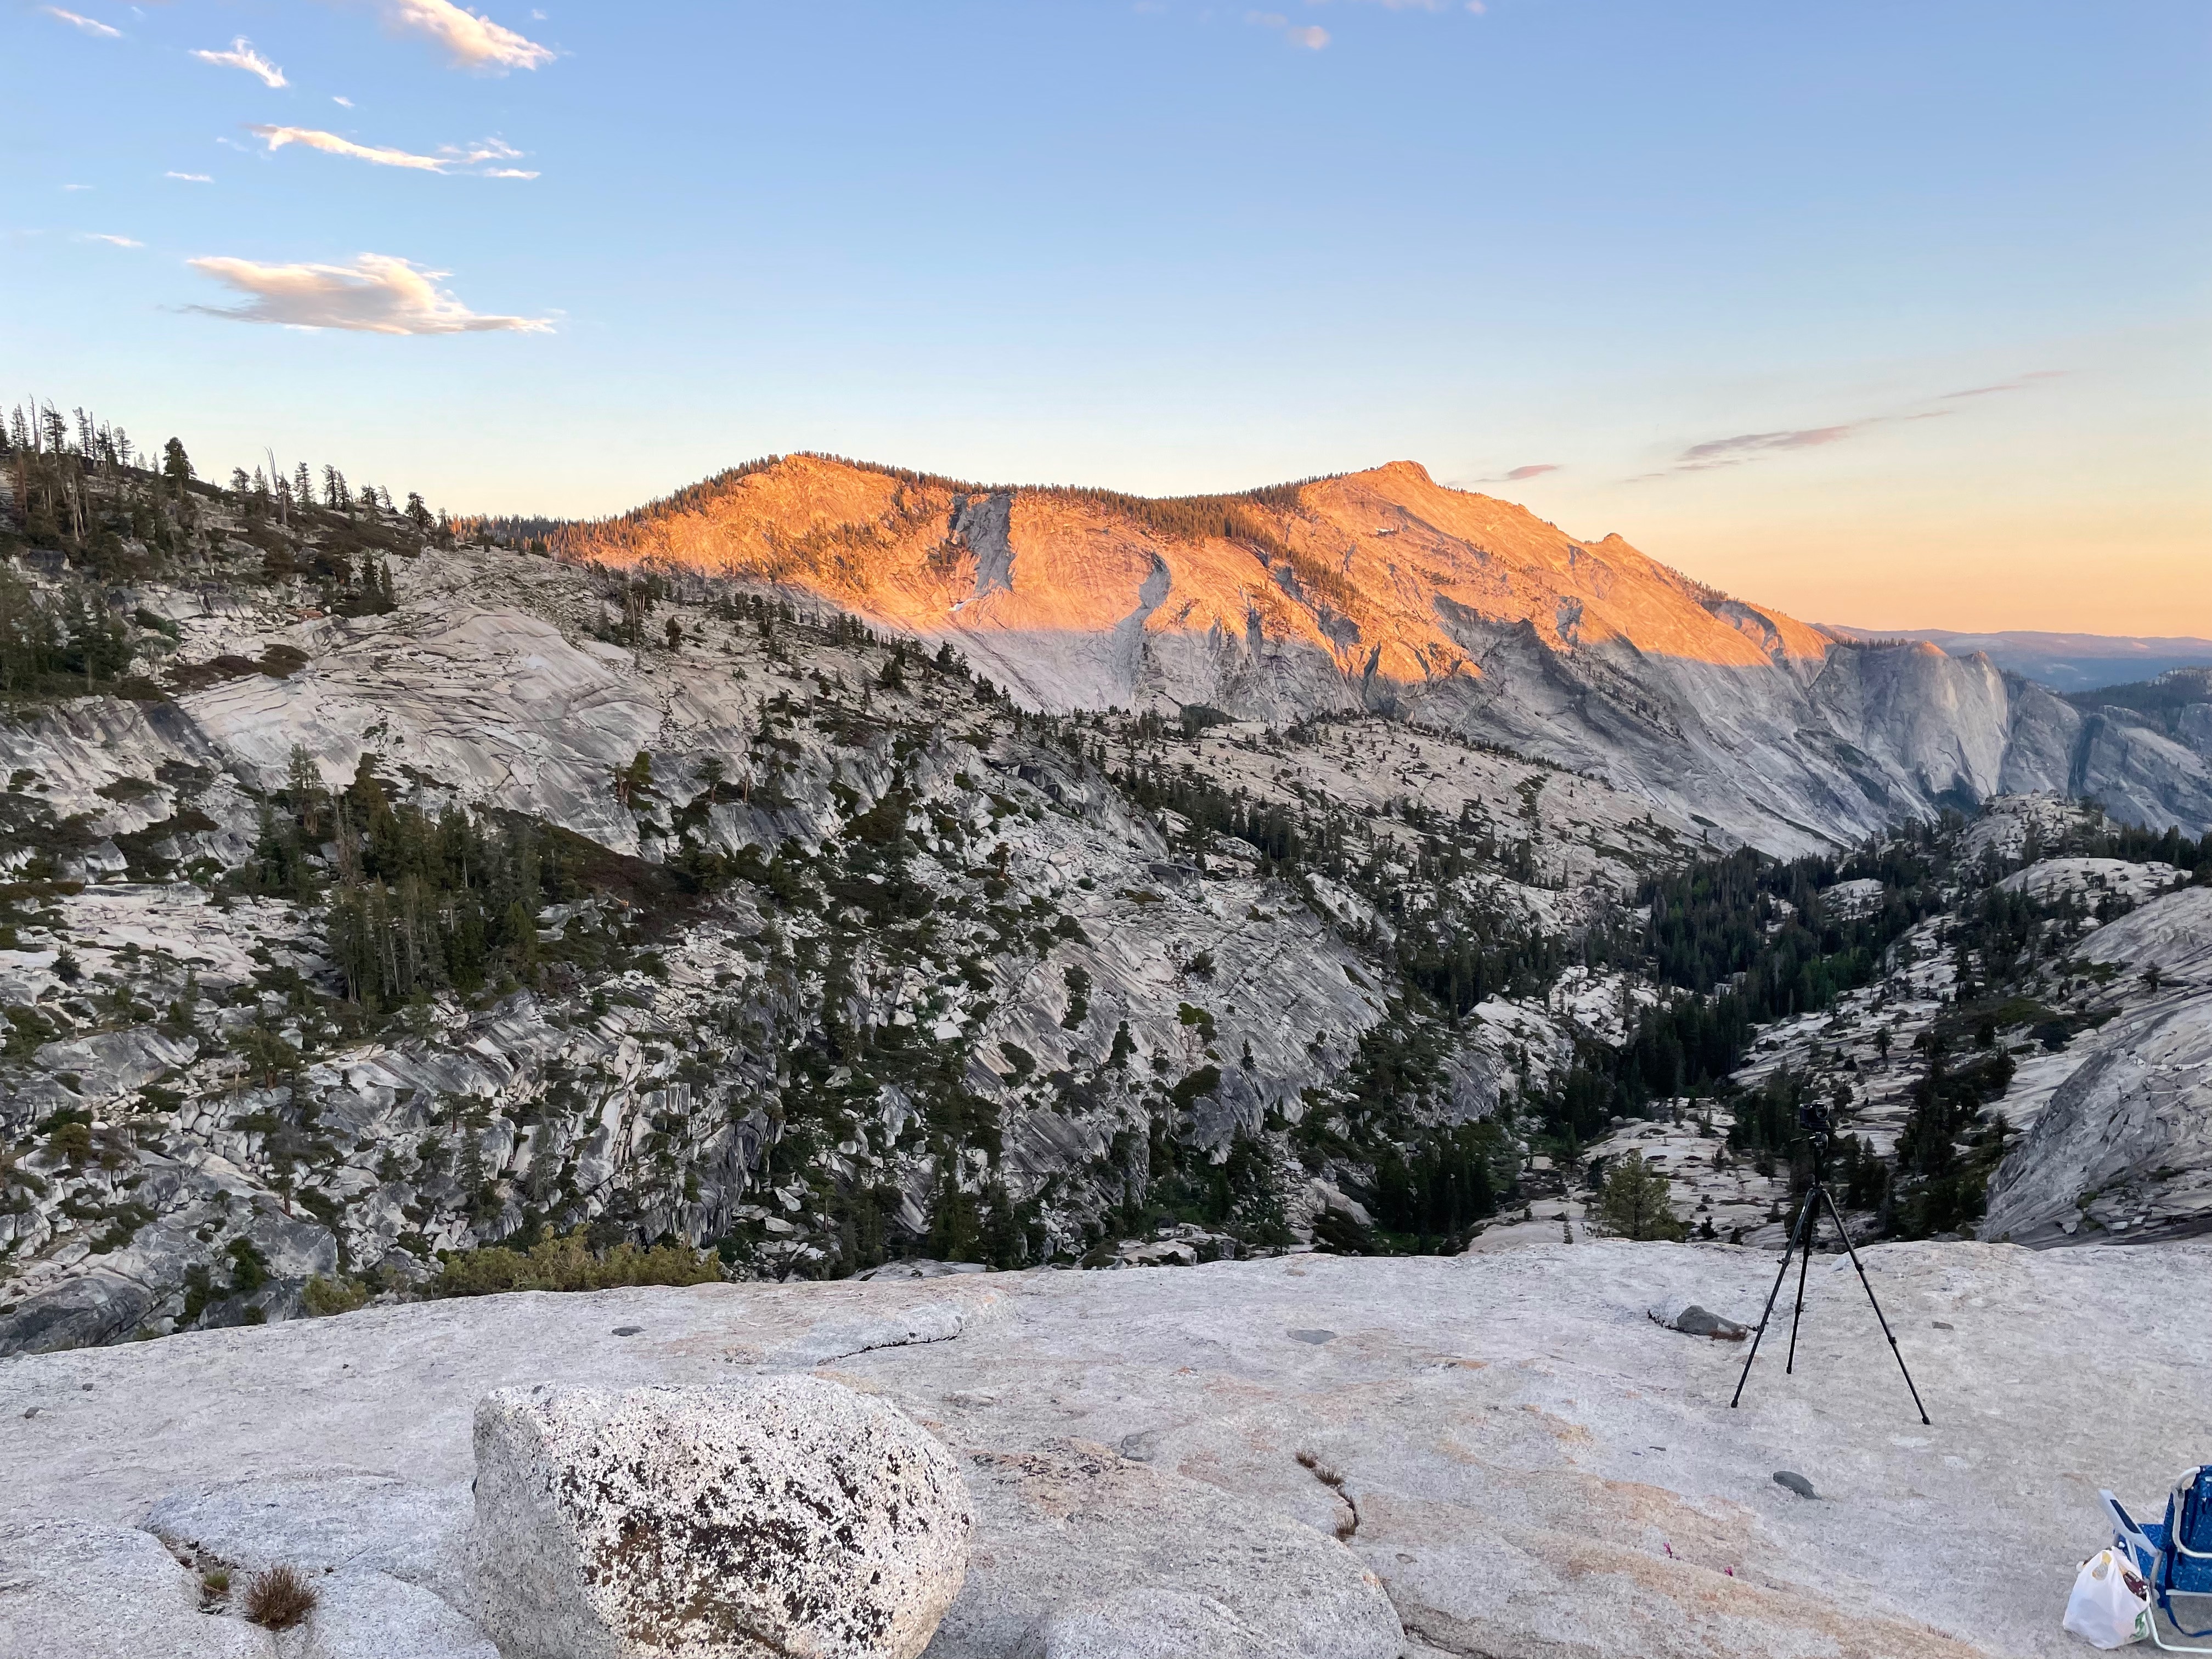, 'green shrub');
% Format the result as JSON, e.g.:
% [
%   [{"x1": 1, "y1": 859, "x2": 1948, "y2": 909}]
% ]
[
  {"x1": 301, "y1": 1274, "x2": 370, "y2": 1317},
  {"x1": 436, "y1": 1228, "x2": 721, "y2": 1298}
]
